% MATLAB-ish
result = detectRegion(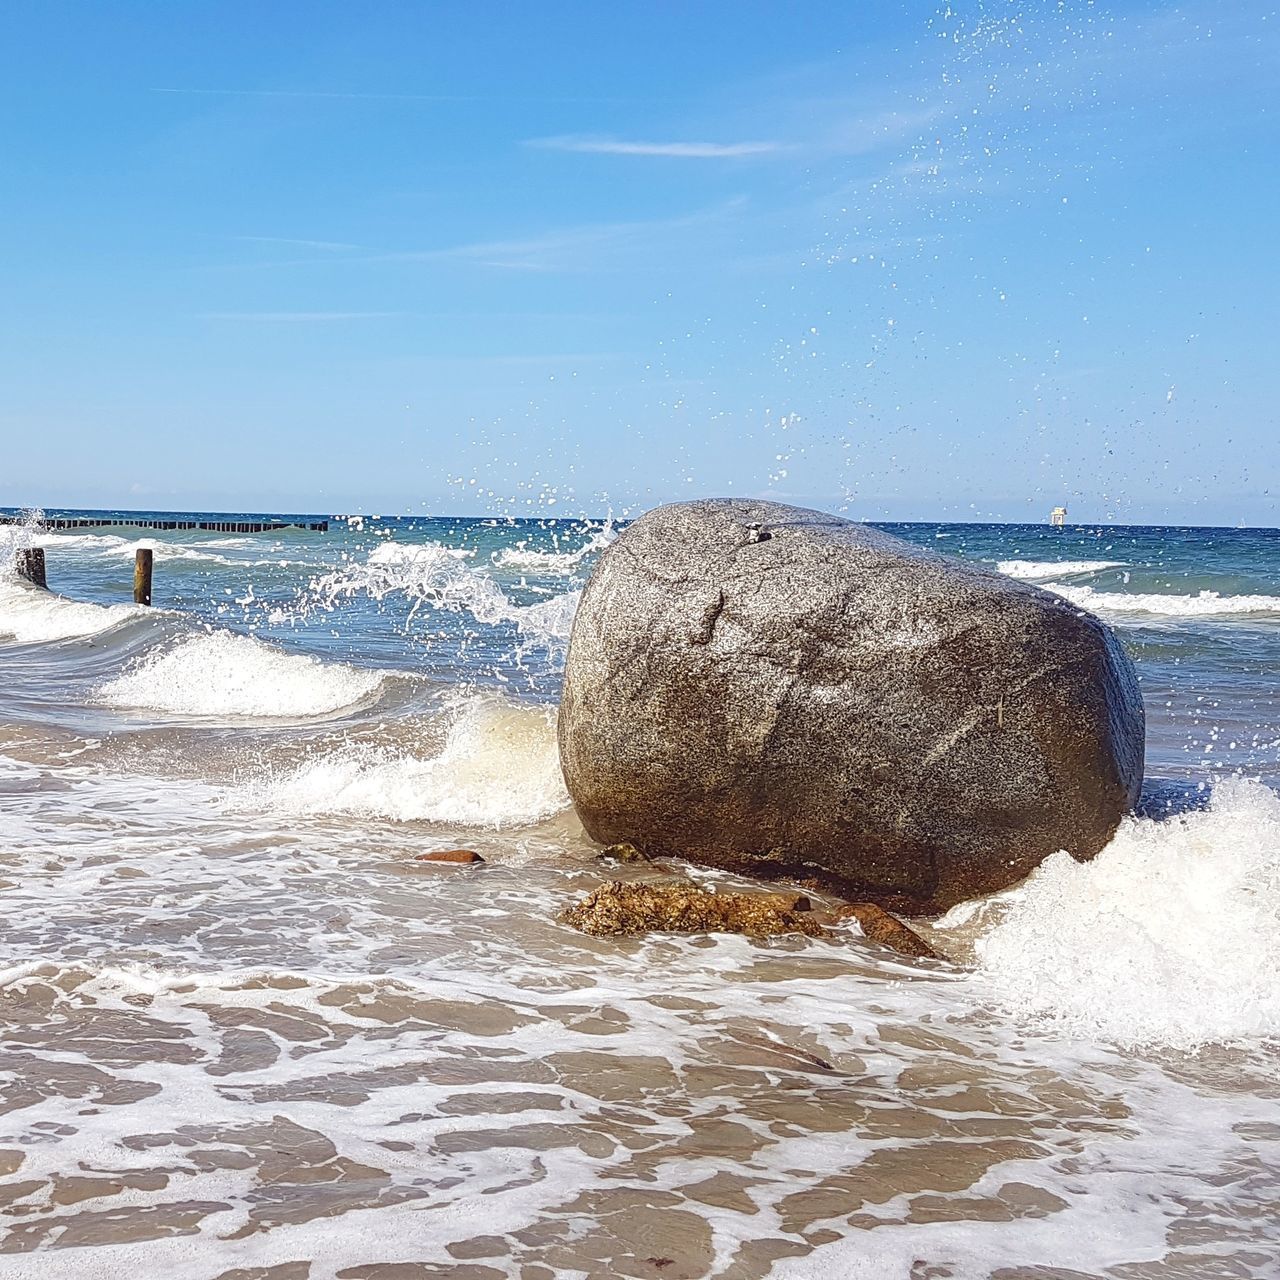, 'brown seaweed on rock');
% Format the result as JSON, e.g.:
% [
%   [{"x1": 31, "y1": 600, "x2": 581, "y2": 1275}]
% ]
[{"x1": 562, "y1": 880, "x2": 827, "y2": 940}]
